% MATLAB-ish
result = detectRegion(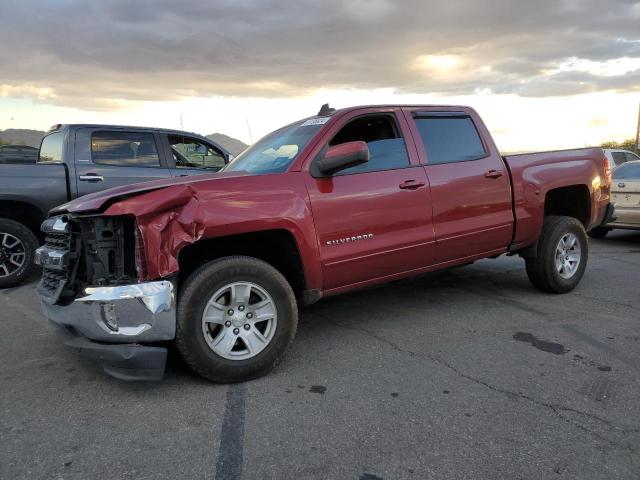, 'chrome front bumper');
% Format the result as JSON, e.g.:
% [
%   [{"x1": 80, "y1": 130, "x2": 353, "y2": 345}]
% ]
[{"x1": 41, "y1": 280, "x2": 176, "y2": 343}]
